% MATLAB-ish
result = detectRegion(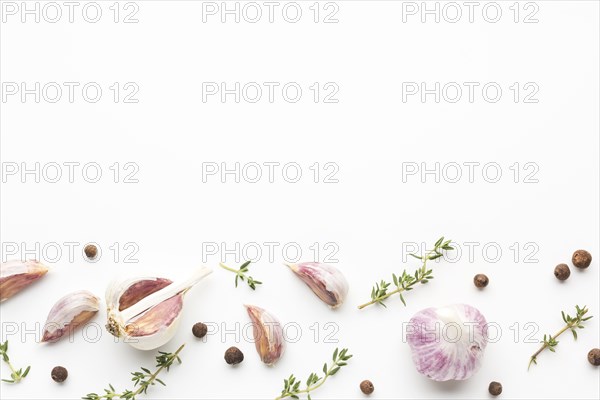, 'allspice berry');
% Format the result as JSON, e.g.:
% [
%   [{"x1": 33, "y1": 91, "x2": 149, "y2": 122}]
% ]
[
  {"x1": 84, "y1": 244, "x2": 98, "y2": 260},
  {"x1": 572, "y1": 250, "x2": 592, "y2": 269},
  {"x1": 474, "y1": 274, "x2": 489, "y2": 288},
  {"x1": 488, "y1": 381, "x2": 502, "y2": 396},
  {"x1": 588, "y1": 348, "x2": 600, "y2": 366},
  {"x1": 192, "y1": 322, "x2": 208, "y2": 338},
  {"x1": 51, "y1": 366, "x2": 68, "y2": 383},
  {"x1": 360, "y1": 380, "x2": 374, "y2": 395},
  {"x1": 554, "y1": 263, "x2": 570, "y2": 281},
  {"x1": 224, "y1": 346, "x2": 244, "y2": 365}
]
